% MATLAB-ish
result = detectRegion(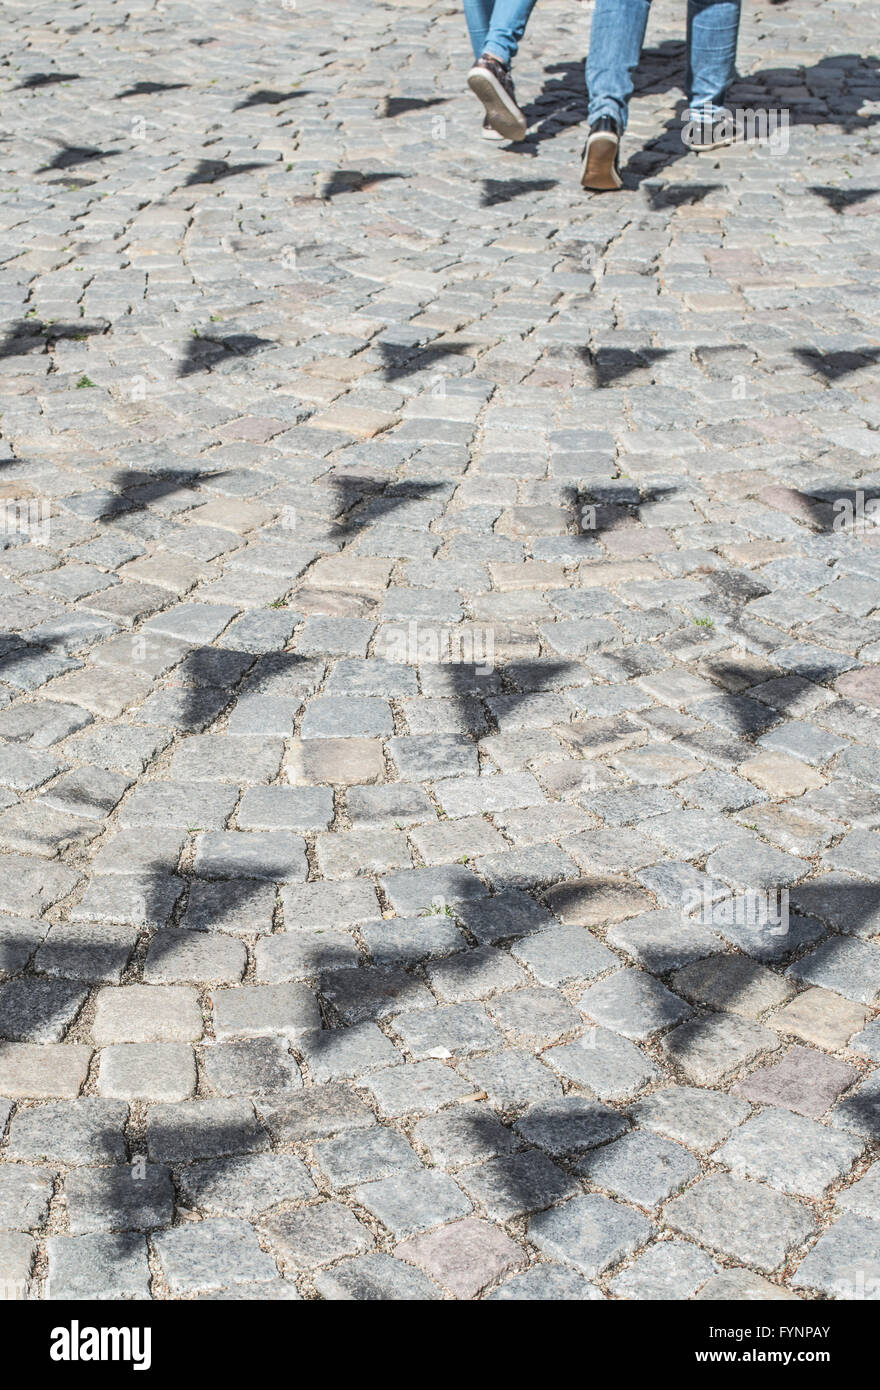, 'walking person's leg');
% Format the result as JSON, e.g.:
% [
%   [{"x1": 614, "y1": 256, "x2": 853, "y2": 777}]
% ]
[
  {"x1": 465, "y1": 0, "x2": 540, "y2": 142},
  {"x1": 581, "y1": 0, "x2": 652, "y2": 189},
  {"x1": 684, "y1": 0, "x2": 741, "y2": 146}
]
